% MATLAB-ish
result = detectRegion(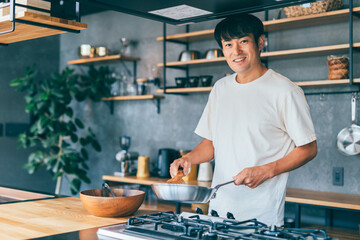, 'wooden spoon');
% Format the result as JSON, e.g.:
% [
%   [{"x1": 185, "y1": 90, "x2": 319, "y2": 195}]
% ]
[{"x1": 166, "y1": 169, "x2": 185, "y2": 184}]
